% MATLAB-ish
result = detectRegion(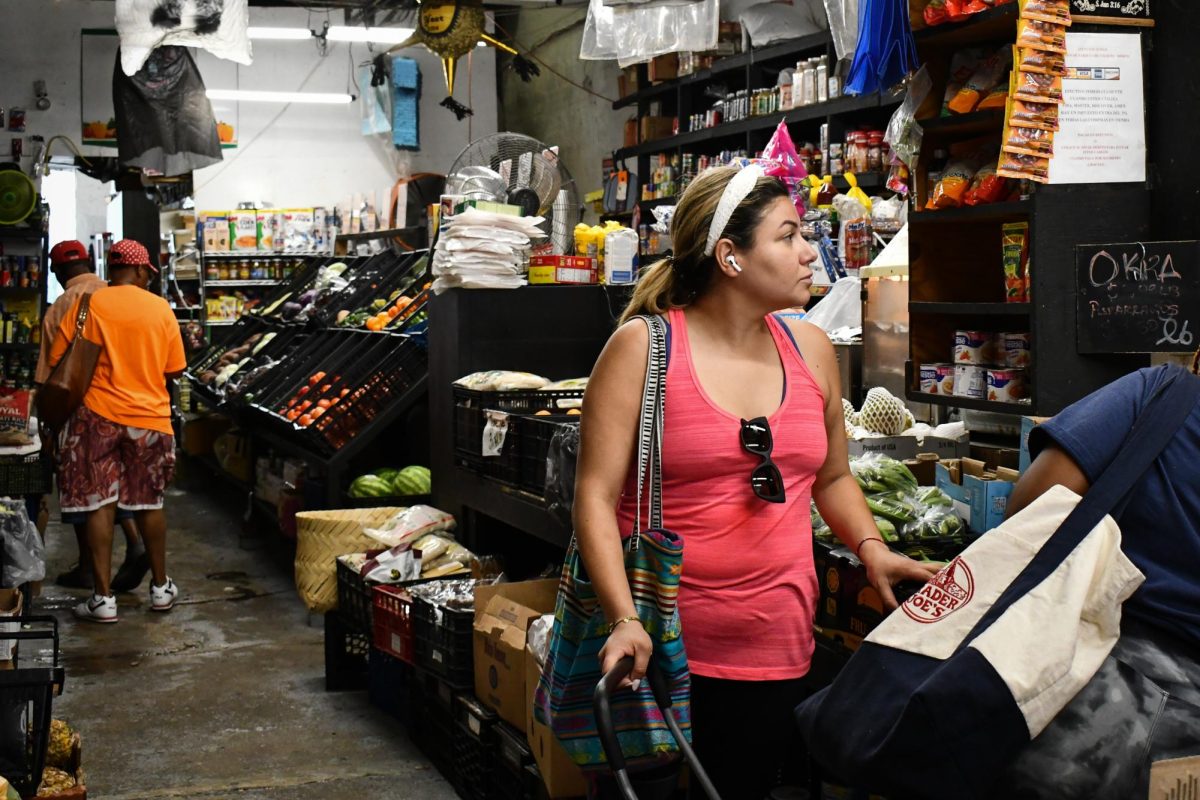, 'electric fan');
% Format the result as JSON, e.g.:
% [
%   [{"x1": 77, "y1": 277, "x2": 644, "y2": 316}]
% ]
[
  {"x1": 445, "y1": 133, "x2": 582, "y2": 238},
  {"x1": 0, "y1": 164, "x2": 37, "y2": 226}
]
